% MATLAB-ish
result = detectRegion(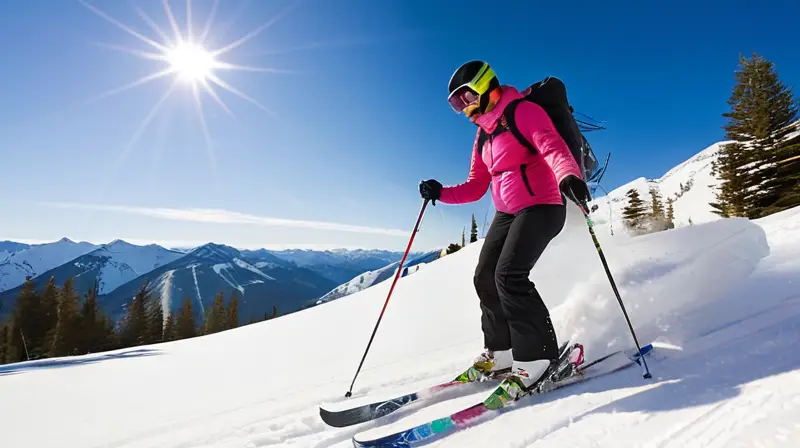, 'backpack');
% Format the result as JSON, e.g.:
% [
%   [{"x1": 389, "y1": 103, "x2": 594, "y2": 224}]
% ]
[{"x1": 477, "y1": 76, "x2": 600, "y2": 183}]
